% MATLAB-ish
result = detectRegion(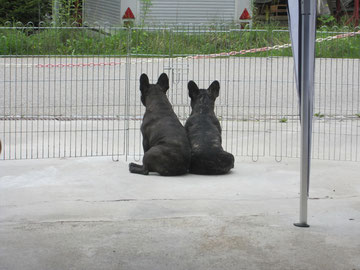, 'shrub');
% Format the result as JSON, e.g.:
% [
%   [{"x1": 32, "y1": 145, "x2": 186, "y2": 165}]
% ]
[{"x1": 0, "y1": 0, "x2": 52, "y2": 26}]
